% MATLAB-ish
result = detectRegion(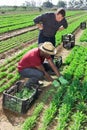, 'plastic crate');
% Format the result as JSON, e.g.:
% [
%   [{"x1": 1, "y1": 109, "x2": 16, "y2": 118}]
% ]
[
  {"x1": 3, "y1": 81, "x2": 38, "y2": 114},
  {"x1": 54, "y1": 56, "x2": 62, "y2": 68},
  {"x1": 80, "y1": 22, "x2": 86, "y2": 29},
  {"x1": 62, "y1": 34, "x2": 75, "y2": 49}
]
